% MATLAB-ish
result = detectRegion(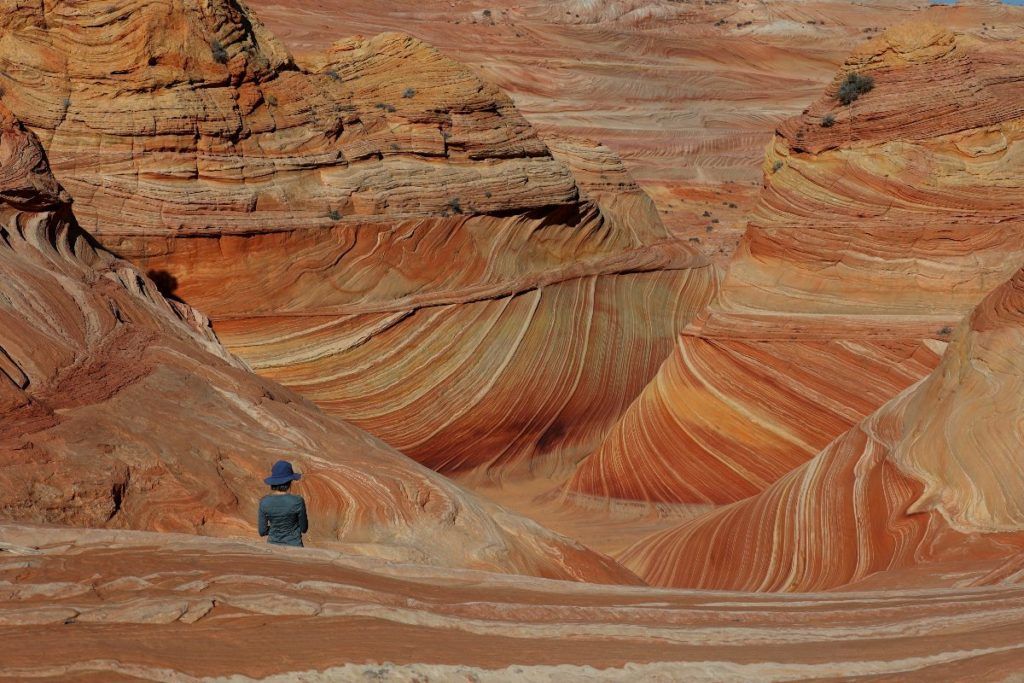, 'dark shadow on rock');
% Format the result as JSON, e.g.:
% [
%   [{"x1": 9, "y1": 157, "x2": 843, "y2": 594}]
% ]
[{"x1": 147, "y1": 269, "x2": 183, "y2": 303}]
